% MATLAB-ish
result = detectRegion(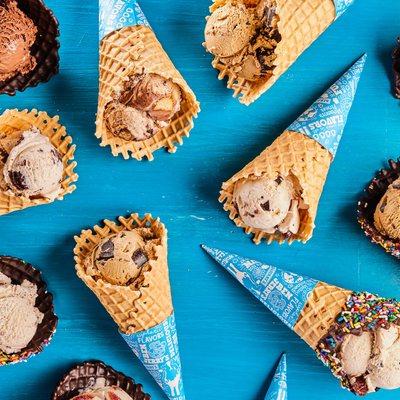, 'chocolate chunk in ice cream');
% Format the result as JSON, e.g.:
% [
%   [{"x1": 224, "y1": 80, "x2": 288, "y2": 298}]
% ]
[
  {"x1": 3, "y1": 127, "x2": 63, "y2": 200},
  {"x1": 374, "y1": 178, "x2": 400, "y2": 240},
  {"x1": 0, "y1": 0, "x2": 38, "y2": 82},
  {"x1": 233, "y1": 175, "x2": 303, "y2": 236},
  {"x1": 88, "y1": 231, "x2": 150, "y2": 286},
  {"x1": 204, "y1": 0, "x2": 281, "y2": 82},
  {"x1": 104, "y1": 73, "x2": 182, "y2": 142}
]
